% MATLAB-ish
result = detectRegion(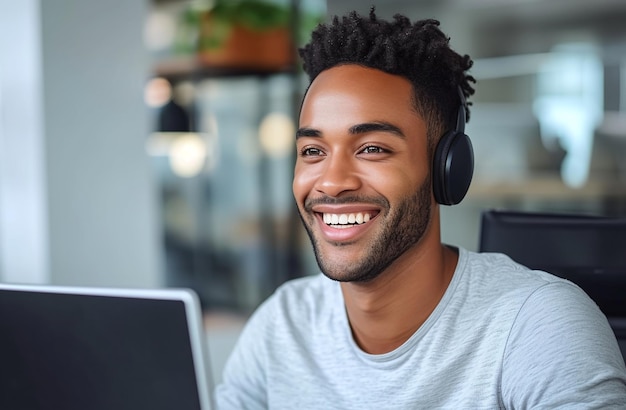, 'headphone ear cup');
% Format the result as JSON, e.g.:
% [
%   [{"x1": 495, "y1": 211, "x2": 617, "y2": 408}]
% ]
[{"x1": 432, "y1": 131, "x2": 474, "y2": 205}]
